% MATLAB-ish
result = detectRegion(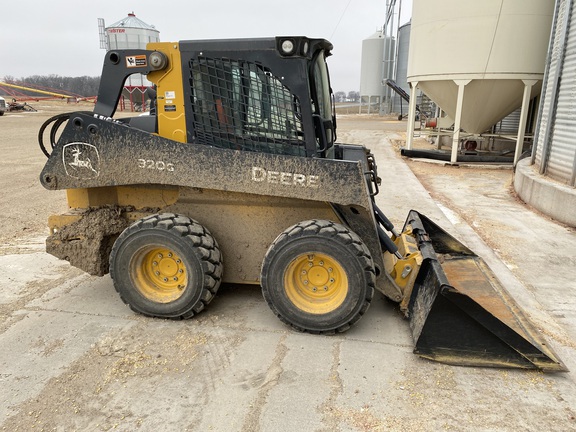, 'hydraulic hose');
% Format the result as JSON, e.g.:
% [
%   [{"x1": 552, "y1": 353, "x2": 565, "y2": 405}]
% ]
[
  {"x1": 373, "y1": 201, "x2": 401, "y2": 237},
  {"x1": 38, "y1": 113, "x2": 71, "y2": 158},
  {"x1": 377, "y1": 224, "x2": 403, "y2": 259},
  {"x1": 38, "y1": 112, "x2": 92, "y2": 158}
]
